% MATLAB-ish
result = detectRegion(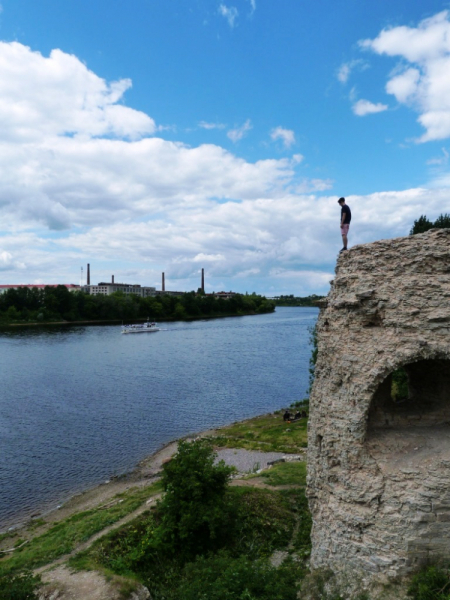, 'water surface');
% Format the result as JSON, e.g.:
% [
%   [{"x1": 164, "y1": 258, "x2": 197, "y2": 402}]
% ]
[{"x1": 0, "y1": 306, "x2": 317, "y2": 529}]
